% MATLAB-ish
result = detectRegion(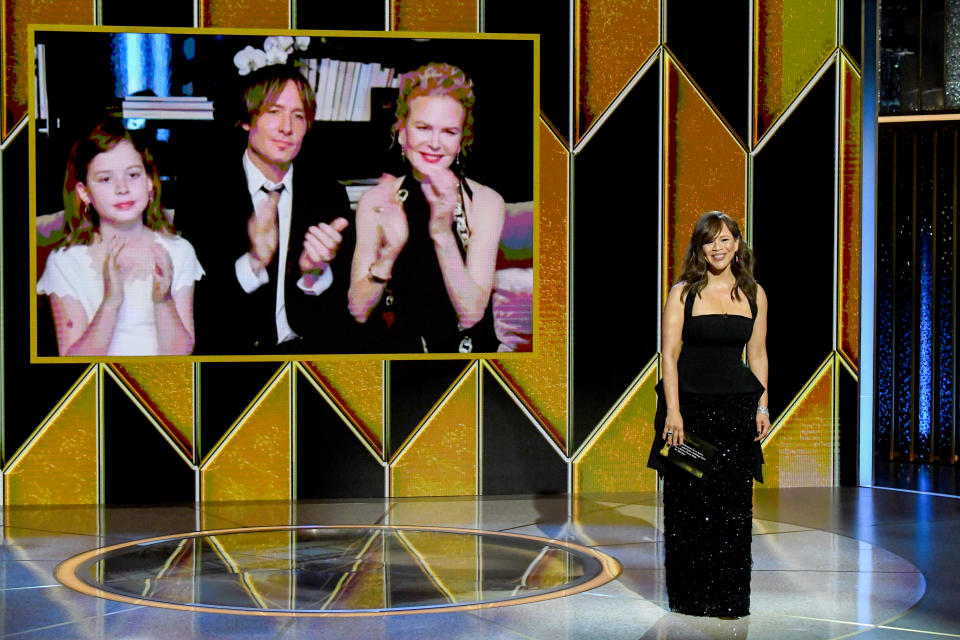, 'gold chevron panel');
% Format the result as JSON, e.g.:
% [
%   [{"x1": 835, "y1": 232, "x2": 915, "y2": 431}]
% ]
[
  {"x1": 304, "y1": 361, "x2": 384, "y2": 457},
  {"x1": 398, "y1": 529, "x2": 478, "y2": 603},
  {"x1": 4, "y1": 367, "x2": 97, "y2": 505},
  {"x1": 3, "y1": 1, "x2": 93, "y2": 139},
  {"x1": 391, "y1": 0, "x2": 477, "y2": 32},
  {"x1": 201, "y1": 367, "x2": 292, "y2": 502},
  {"x1": 492, "y1": 120, "x2": 569, "y2": 449},
  {"x1": 202, "y1": 0, "x2": 289, "y2": 28},
  {"x1": 576, "y1": 0, "x2": 659, "y2": 142},
  {"x1": 572, "y1": 360, "x2": 659, "y2": 494},
  {"x1": 664, "y1": 54, "x2": 747, "y2": 296},
  {"x1": 762, "y1": 356, "x2": 836, "y2": 487},
  {"x1": 839, "y1": 55, "x2": 861, "y2": 370},
  {"x1": 112, "y1": 363, "x2": 194, "y2": 459},
  {"x1": 390, "y1": 364, "x2": 478, "y2": 497},
  {"x1": 754, "y1": 0, "x2": 836, "y2": 143}
]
